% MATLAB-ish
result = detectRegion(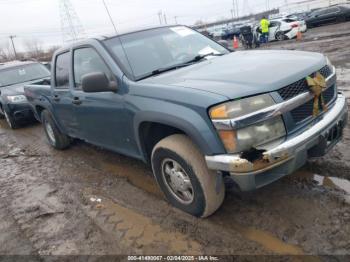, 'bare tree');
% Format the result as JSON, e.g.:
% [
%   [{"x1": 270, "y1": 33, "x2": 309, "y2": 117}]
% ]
[
  {"x1": 0, "y1": 39, "x2": 14, "y2": 62},
  {"x1": 24, "y1": 38, "x2": 45, "y2": 60}
]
